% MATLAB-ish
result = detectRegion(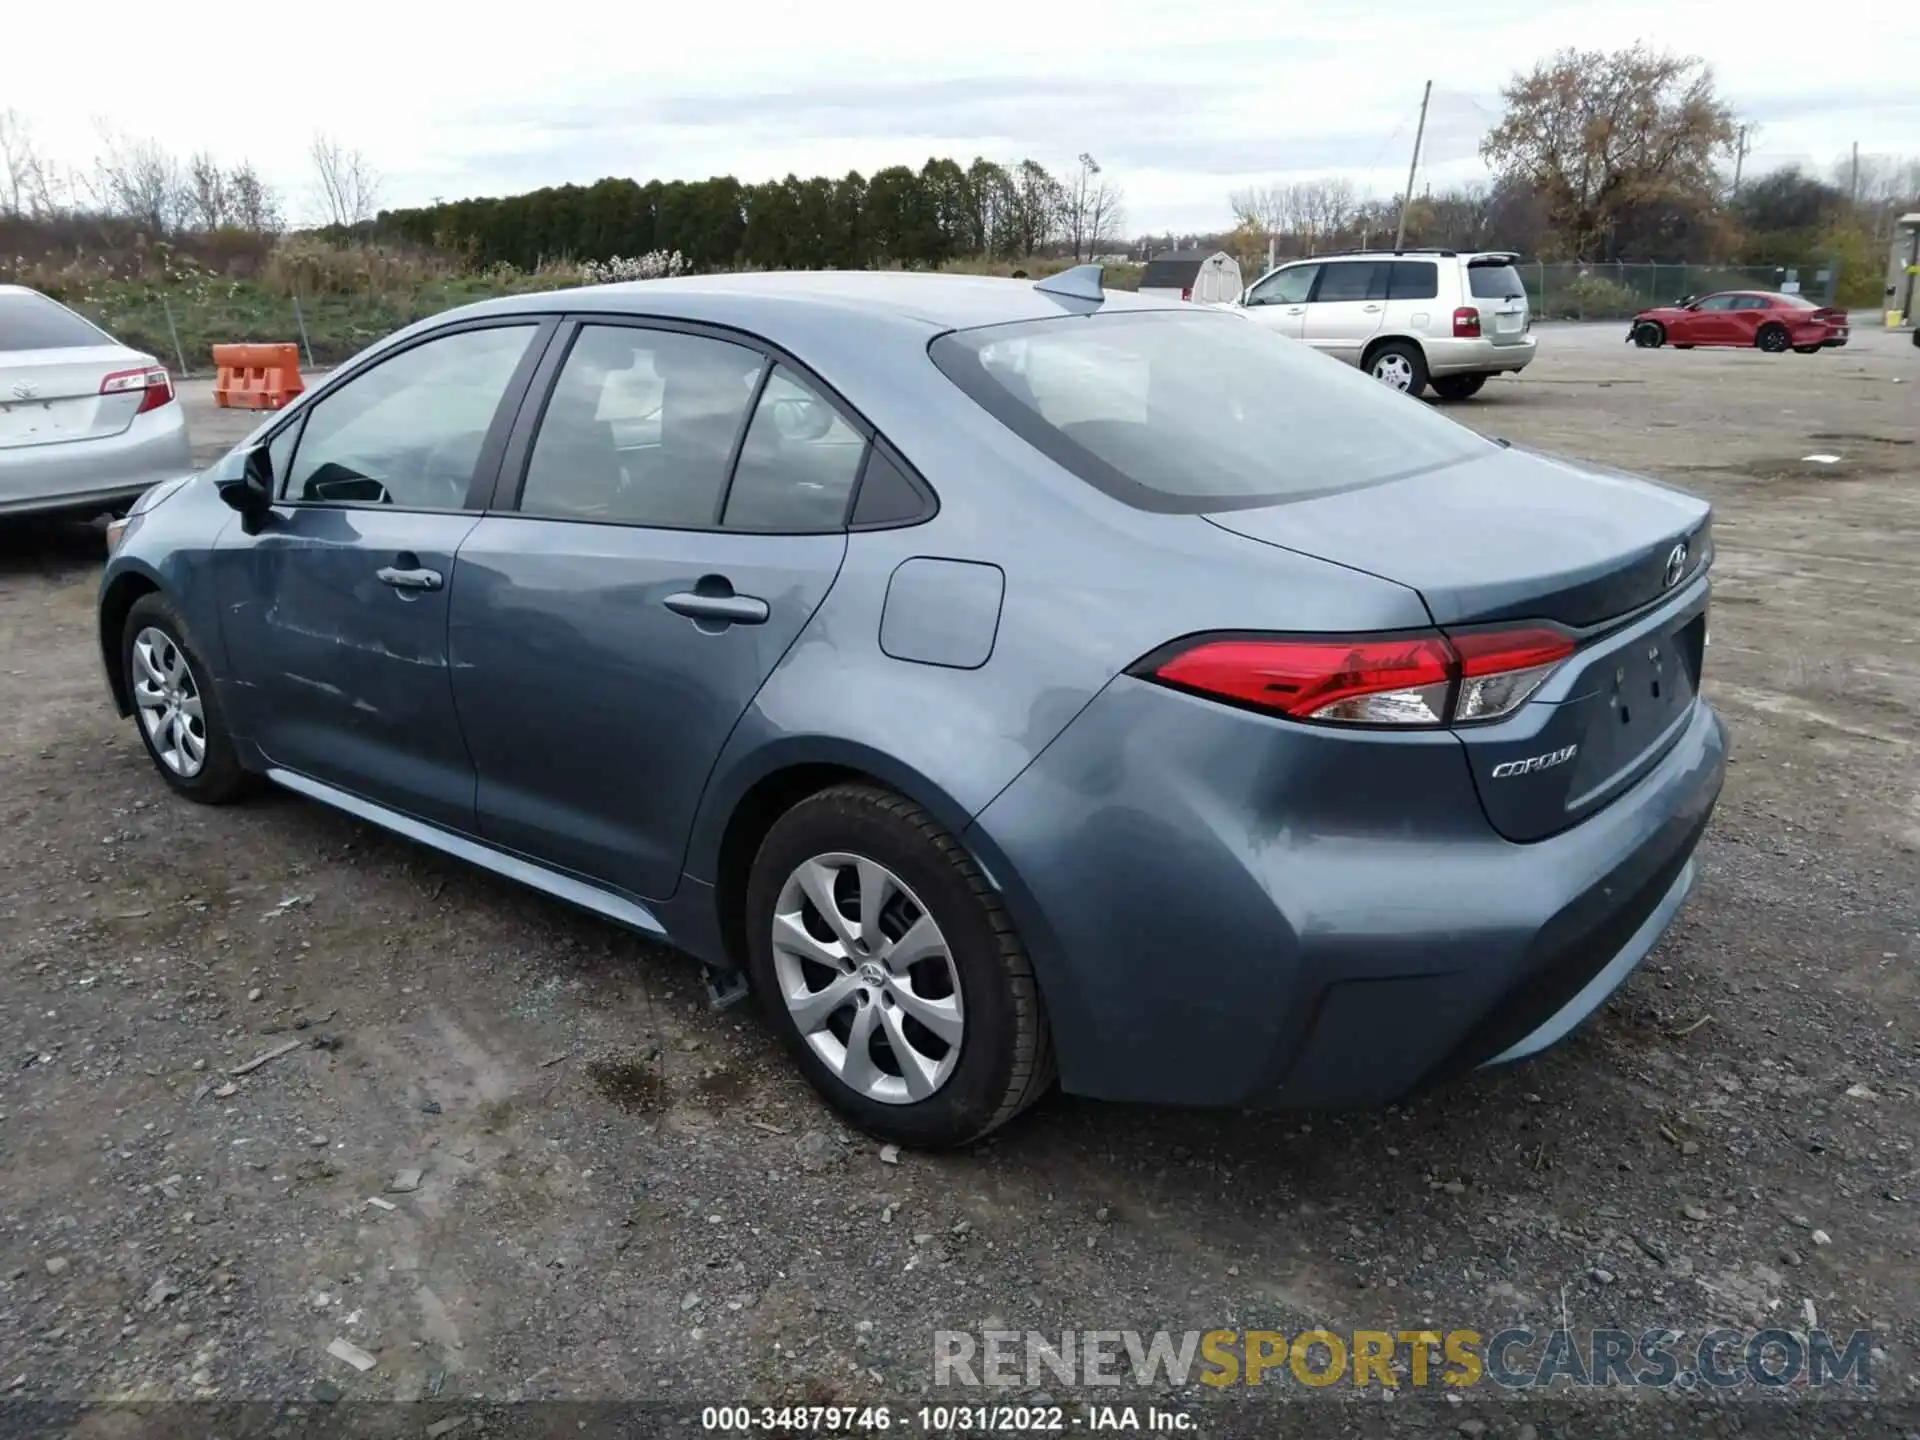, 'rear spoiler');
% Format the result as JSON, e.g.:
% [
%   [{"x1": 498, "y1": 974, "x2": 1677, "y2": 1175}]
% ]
[{"x1": 1467, "y1": 252, "x2": 1522, "y2": 265}]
